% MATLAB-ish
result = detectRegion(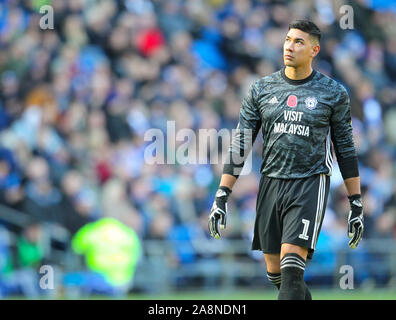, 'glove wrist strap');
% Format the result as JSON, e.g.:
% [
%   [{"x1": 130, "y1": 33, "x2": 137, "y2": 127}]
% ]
[
  {"x1": 348, "y1": 194, "x2": 361, "y2": 202},
  {"x1": 219, "y1": 186, "x2": 232, "y2": 196}
]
